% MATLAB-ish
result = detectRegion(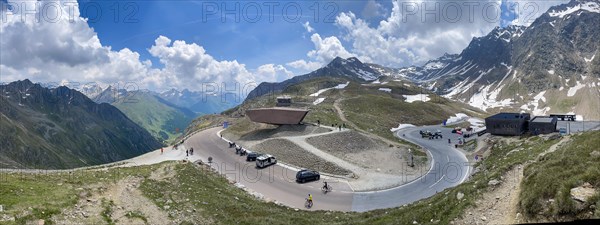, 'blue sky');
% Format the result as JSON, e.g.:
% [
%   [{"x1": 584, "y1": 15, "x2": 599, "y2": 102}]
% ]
[
  {"x1": 80, "y1": 0, "x2": 377, "y2": 70},
  {"x1": 0, "y1": 0, "x2": 570, "y2": 91}
]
